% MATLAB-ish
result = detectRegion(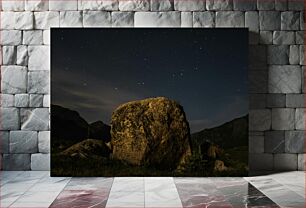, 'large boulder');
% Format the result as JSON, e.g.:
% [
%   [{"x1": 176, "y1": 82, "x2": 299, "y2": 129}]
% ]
[{"x1": 111, "y1": 97, "x2": 191, "y2": 169}]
